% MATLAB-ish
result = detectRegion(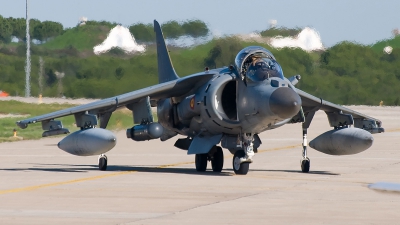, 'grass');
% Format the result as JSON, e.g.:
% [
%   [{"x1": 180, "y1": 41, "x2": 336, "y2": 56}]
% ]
[
  {"x1": 42, "y1": 25, "x2": 111, "y2": 51},
  {"x1": 371, "y1": 35, "x2": 400, "y2": 52},
  {"x1": 0, "y1": 100, "x2": 138, "y2": 143}
]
